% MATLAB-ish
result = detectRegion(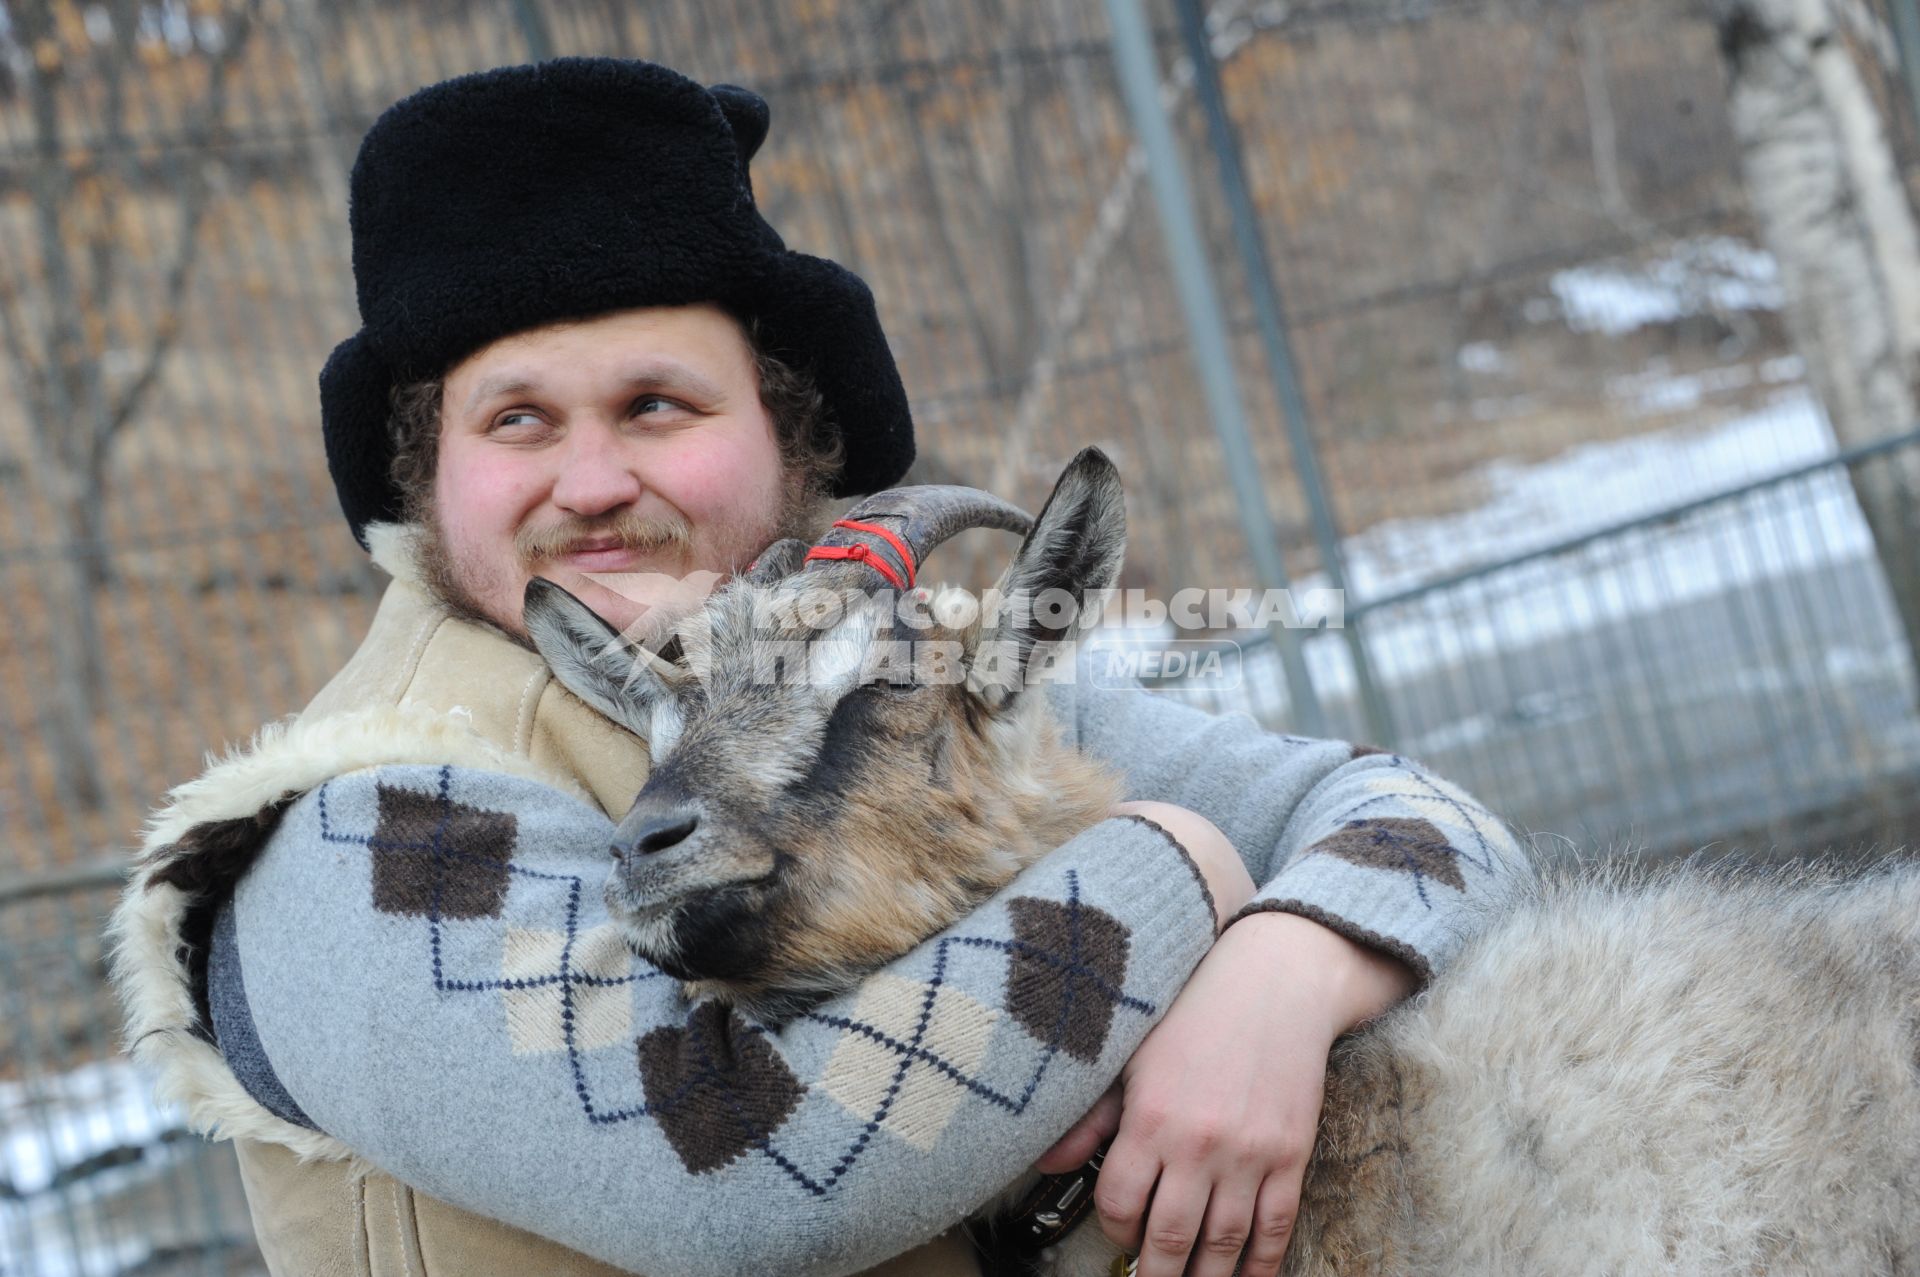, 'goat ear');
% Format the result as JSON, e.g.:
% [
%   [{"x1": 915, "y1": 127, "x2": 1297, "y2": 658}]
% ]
[
  {"x1": 740, "y1": 537, "x2": 809, "y2": 586},
  {"x1": 524, "y1": 578, "x2": 674, "y2": 739},
  {"x1": 970, "y1": 447, "x2": 1126, "y2": 706}
]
